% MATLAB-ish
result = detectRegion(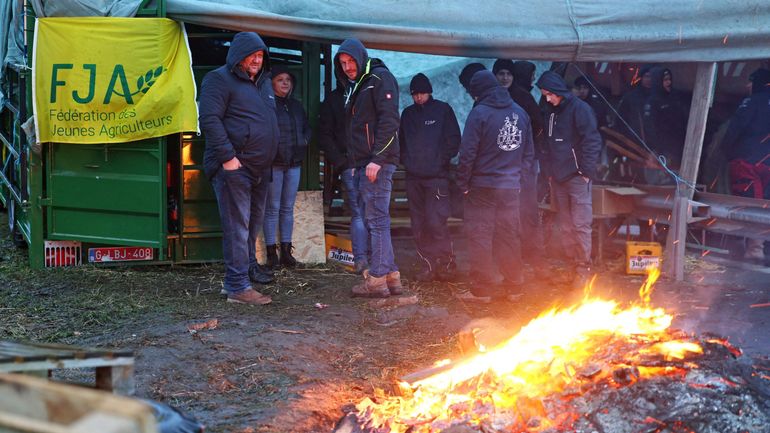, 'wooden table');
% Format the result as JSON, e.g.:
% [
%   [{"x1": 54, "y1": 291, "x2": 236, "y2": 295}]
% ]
[{"x1": 0, "y1": 341, "x2": 135, "y2": 395}]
